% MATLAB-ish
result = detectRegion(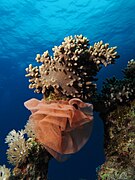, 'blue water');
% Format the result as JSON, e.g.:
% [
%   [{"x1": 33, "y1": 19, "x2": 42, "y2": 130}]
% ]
[{"x1": 0, "y1": 0, "x2": 135, "y2": 179}]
